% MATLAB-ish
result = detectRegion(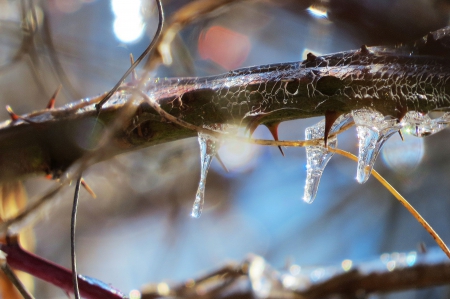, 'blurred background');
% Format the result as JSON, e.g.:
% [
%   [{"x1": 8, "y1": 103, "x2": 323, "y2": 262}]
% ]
[{"x1": 1, "y1": 0, "x2": 450, "y2": 298}]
